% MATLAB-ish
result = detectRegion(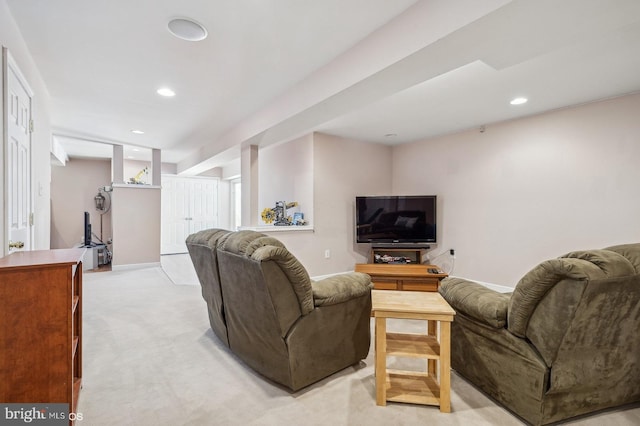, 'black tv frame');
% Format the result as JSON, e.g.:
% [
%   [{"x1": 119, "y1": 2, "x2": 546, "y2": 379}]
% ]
[{"x1": 355, "y1": 195, "x2": 437, "y2": 247}]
